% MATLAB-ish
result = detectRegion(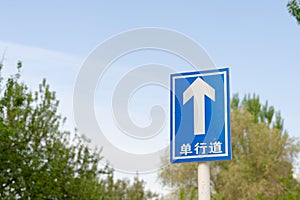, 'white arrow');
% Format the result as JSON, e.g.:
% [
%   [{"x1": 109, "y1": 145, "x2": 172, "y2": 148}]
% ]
[{"x1": 183, "y1": 77, "x2": 215, "y2": 135}]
